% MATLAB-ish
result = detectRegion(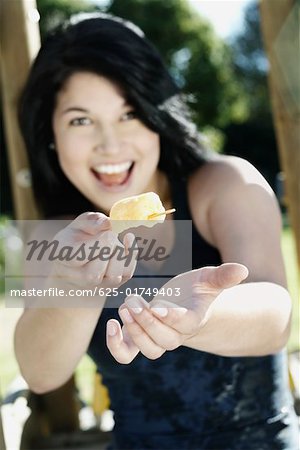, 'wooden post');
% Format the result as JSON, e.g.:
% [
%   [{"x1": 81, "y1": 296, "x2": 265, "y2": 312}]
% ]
[
  {"x1": 259, "y1": 0, "x2": 300, "y2": 277},
  {"x1": 0, "y1": 405, "x2": 6, "y2": 450},
  {"x1": 0, "y1": 0, "x2": 81, "y2": 441},
  {"x1": 0, "y1": 0, "x2": 41, "y2": 219}
]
